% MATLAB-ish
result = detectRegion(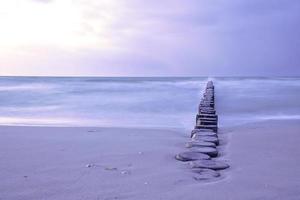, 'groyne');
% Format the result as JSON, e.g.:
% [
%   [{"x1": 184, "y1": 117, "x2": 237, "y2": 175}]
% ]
[{"x1": 175, "y1": 81, "x2": 229, "y2": 181}]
